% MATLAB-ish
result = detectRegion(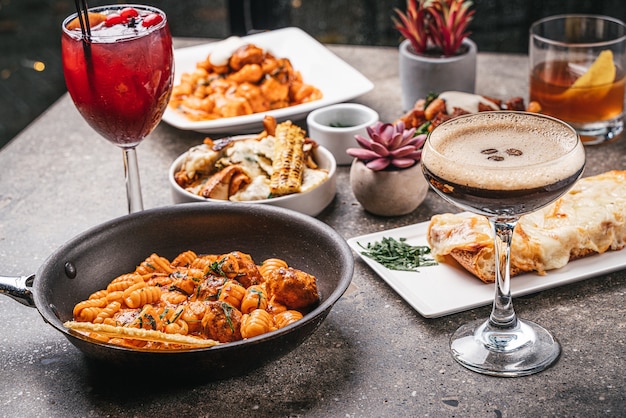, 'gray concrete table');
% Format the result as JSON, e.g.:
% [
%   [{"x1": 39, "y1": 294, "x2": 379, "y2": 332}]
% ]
[{"x1": 0, "y1": 39, "x2": 624, "y2": 417}]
